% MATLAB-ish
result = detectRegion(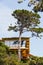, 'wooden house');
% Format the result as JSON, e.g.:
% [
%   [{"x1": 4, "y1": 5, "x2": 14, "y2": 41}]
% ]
[{"x1": 0, "y1": 37, "x2": 30, "y2": 59}]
